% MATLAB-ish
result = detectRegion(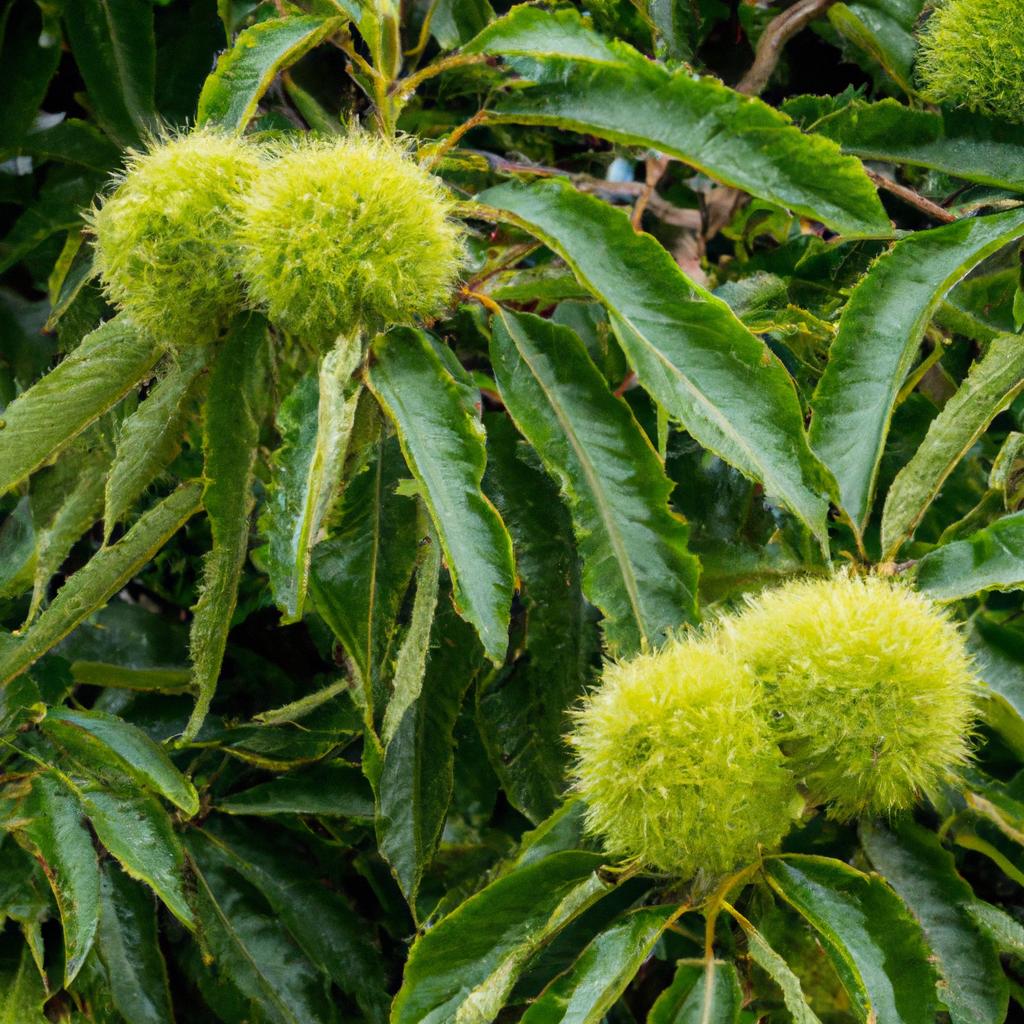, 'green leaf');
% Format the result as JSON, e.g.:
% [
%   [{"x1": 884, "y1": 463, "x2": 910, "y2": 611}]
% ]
[
  {"x1": 22, "y1": 118, "x2": 122, "y2": 175},
  {"x1": 62, "y1": 0, "x2": 157, "y2": 147},
  {"x1": 967, "y1": 616, "x2": 1024, "y2": 757},
  {"x1": 0, "y1": 316, "x2": 162, "y2": 496},
  {"x1": 367, "y1": 328, "x2": 514, "y2": 664},
  {"x1": 184, "y1": 314, "x2": 273, "y2": 742},
  {"x1": 478, "y1": 180, "x2": 833, "y2": 547},
  {"x1": 188, "y1": 833, "x2": 338, "y2": 1024},
  {"x1": 263, "y1": 339, "x2": 362, "y2": 623},
  {"x1": 217, "y1": 760, "x2": 373, "y2": 818},
  {"x1": 810, "y1": 207, "x2": 1024, "y2": 532},
  {"x1": 827, "y1": 1, "x2": 922, "y2": 94},
  {"x1": 95, "y1": 861, "x2": 174, "y2": 1024},
  {"x1": 803, "y1": 99, "x2": 1024, "y2": 193},
  {"x1": 391, "y1": 850, "x2": 611, "y2": 1024},
  {"x1": 80, "y1": 787, "x2": 192, "y2": 928},
  {"x1": 8, "y1": 773, "x2": 100, "y2": 985},
  {"x1": 197, "y1": 819, "x2": 390, "y2": 1023},
  {"x1": 41, "y1": 707, "x2": 198, "y2": 815},
  {"x1": 309, "y1": 436, "x2": 419, "y2": 710},
  {"x1": 967, "y1": 900, "x2": 1024, "y2": 958},
  {"x1": 0, "y1": 940, "x2": 47, "y2": 1024},
  {"x1": 490, "y1": 307, "x2": 697, "y2": 656},
  {"x1": 0, "y1": 481, "x2": 203, "y2": 687},
  {"x1": 376, "y1": 594, "x2": 486, "y2": 906},
  {"x1": 468, "y1": 7, "x2": 888, "y2": 236},
  {"x1": 881, "y1": 334, "x2": 1024, "y2": 556},
  {"x1": 915, "y1": 512, "x2": 1024, "y2": 601},
  {"x1": 478, "y1": 415, "x2": 596, "y2": 822},
  {"x1": 648, "y1": 960, "x2": 743, "y2": 1024},
  {"x1": 521, "y1": 905, "x2": 676, "y2": 1023},
  {"x1": 104, "y1": 346, "x2": 208, "y2": 539},
  {"x1": 429, "y1": 0, "x2": 494, "y2": 48},
  {"x1": 861, "y1": 820, "x2": 1008, "y2": 1024},
  {"x1": 0, "y1": 0, "x2": 61, "y2": 147},
  {"x1": 196, "y1": 15, "x2": 342, "y2": 132},
  {"x1": 766, "y1": 855, "x2": 937, "y2": 1024}
]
